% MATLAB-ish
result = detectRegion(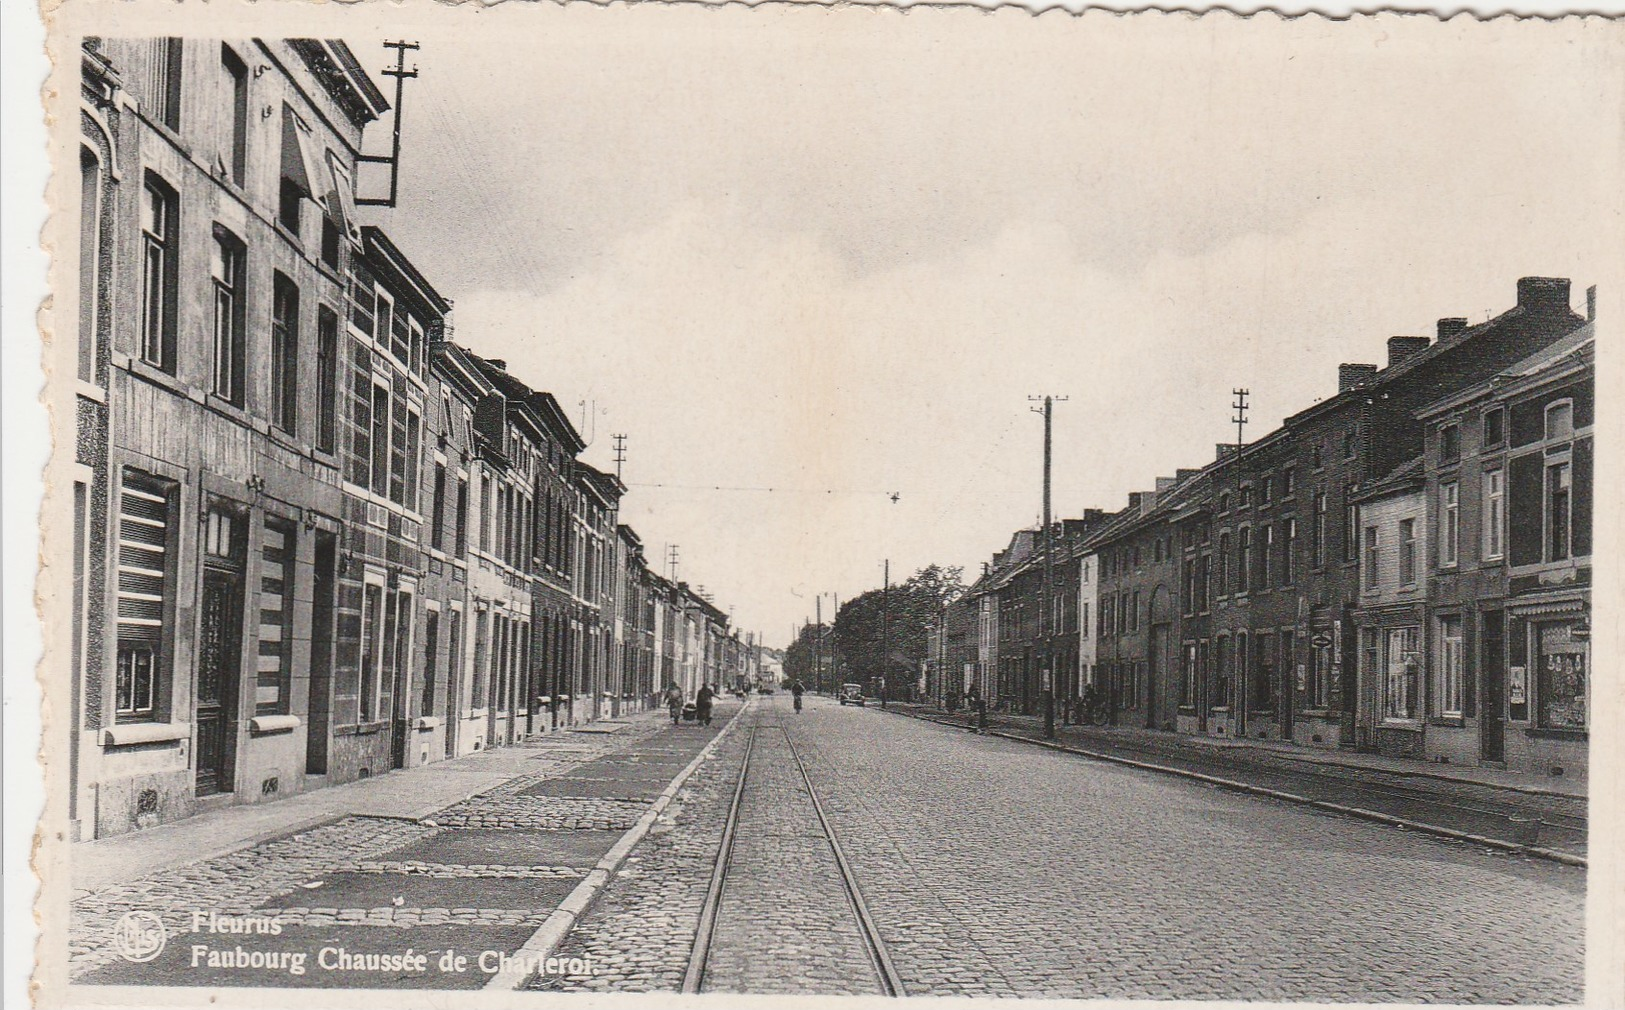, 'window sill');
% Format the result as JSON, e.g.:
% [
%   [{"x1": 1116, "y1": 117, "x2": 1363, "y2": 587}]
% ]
[
  {"x1": 1428, "y1": 716, "x2": 1467, "y2": 728},
  {"x1": 1380, "y1": 720, "x2": 1423, "y2": 731},
  {"x1": 103, "y1": 722, "x2": 189, "y2": 747},
  {"x1": 1525, "y1": 727, "x2": 1587, "y2": 741},
  {"x1": 415, "y1": 716, "x2": 443, "y2": 731},
  {"x1": 1299, "y1": 708, "x2": 1335, "y2": 719},
  {"x1": 250, "y1": 714, "x2": 302, "y2": 735},
  {"x1": 76, "y1": 380, "x2": 107, "y2": 404}
]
